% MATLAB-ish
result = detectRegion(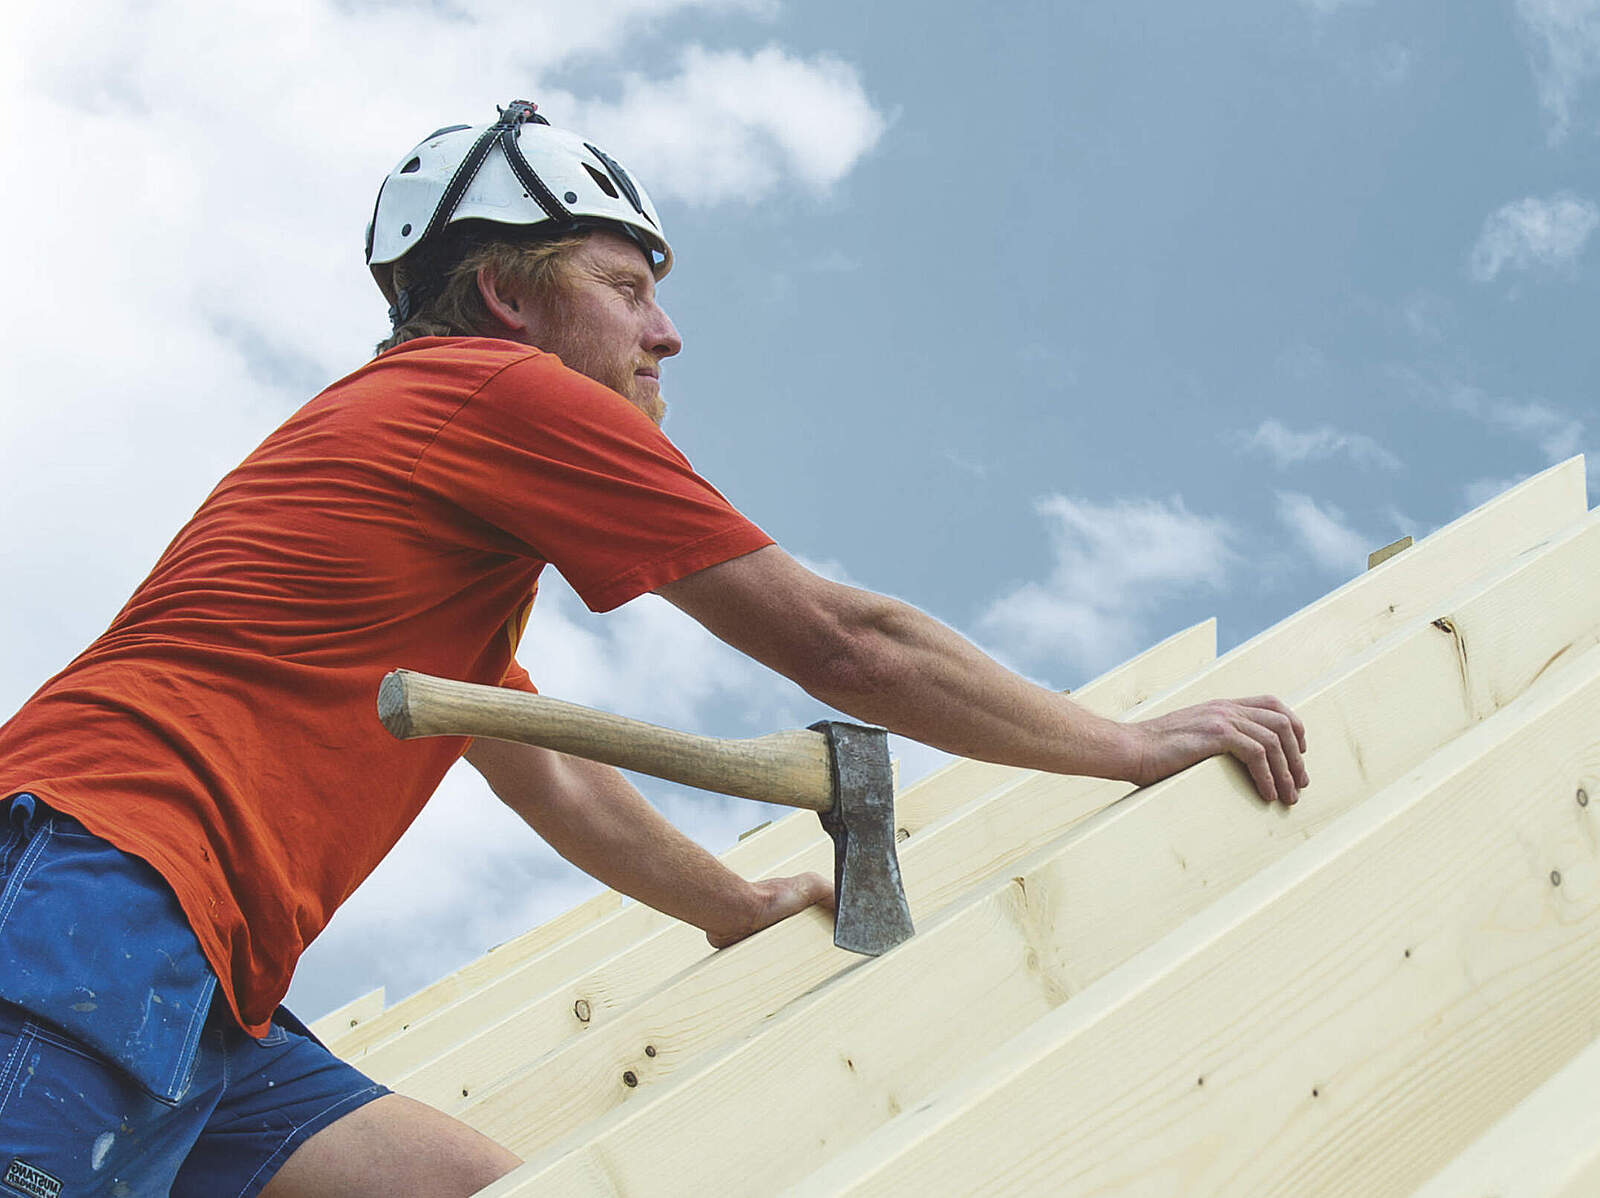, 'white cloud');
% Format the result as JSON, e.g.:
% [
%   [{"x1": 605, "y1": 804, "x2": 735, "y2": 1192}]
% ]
[
  {"x1": 1481, "y1": 400, "x2": 1587, "y2": 460},
  {"x1": 568, "y1": 45, "x2": 887, "y2": 205},
  {"x1": 1443, "y1": 384, "x2": 1588, "y2": 463},
  {"x1": 1469, "y1": 193, "x2": 1600, "y2": 281},
  {"x1": 1299, "y1": 0, "x2": 1375, "y2": 13},
  {"x1": 979, "y1": 495, "x2": 1235, "y2": 679},
  {"x1": 1390, "y1": 371, "x2": 1590, "y2": 508},
  {"x1": 943, "y1": 450, "x2": 989, "y2": 478},
  {"x1": 1462, "y1": 474, "x2": 1533, "y2": 509},
  {"x1": 0, "y1": 0, "x2": 886, "y2": 695},
  {"x1": 1239, "y1": 419, "x2": 1402, "y2": 471},
  {"x1": 1, "y1": 0, "x2": 887, "y2": 1020},
  {"x1": 1513, "y1": 0, "x2": 1600, "y2": 142},
  {"x1": 1275, "y1": 491, "x2": 1372, "y2": 576},
  {"x1": 1400, "y1": 290, "x2": 1451, "y2": 342},
  {"x1": 1351, "y1": 43, "x2": 1415, "y2": 89}
]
